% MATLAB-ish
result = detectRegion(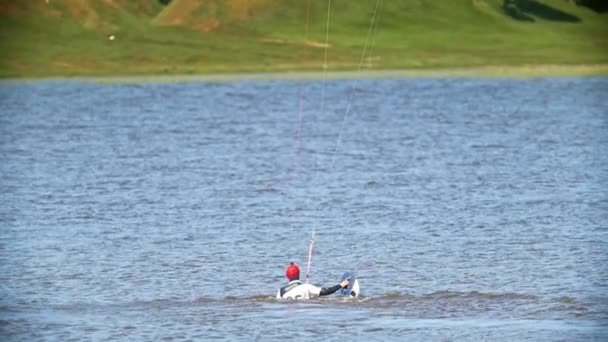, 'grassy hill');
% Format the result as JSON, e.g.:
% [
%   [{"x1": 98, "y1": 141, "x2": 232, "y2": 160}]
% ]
[{"x1": 0, "y1": 0, "x2": 606, "y2": 78}]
